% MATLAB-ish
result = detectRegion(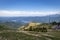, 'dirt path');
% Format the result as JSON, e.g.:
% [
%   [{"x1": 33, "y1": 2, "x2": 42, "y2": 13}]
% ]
[
  {"x1": 19, "y1": 31, "x2": 54, "y2": 40},
  {"x1": 20, "y1": 31, "x2": 41, "y2": 37},
  {"x1": 45, "y1": 37, "x2": 52, "y2": 40},
  {"x1": 0, "y1": 31, "x2": 54, "y2": 40}
]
